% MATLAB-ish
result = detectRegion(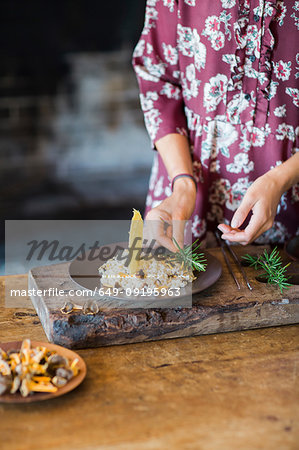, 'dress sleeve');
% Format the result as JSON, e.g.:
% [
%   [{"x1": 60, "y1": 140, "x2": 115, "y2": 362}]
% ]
[{"x1": 132, "y1": 0, "x2": 187, "y2": 148}]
